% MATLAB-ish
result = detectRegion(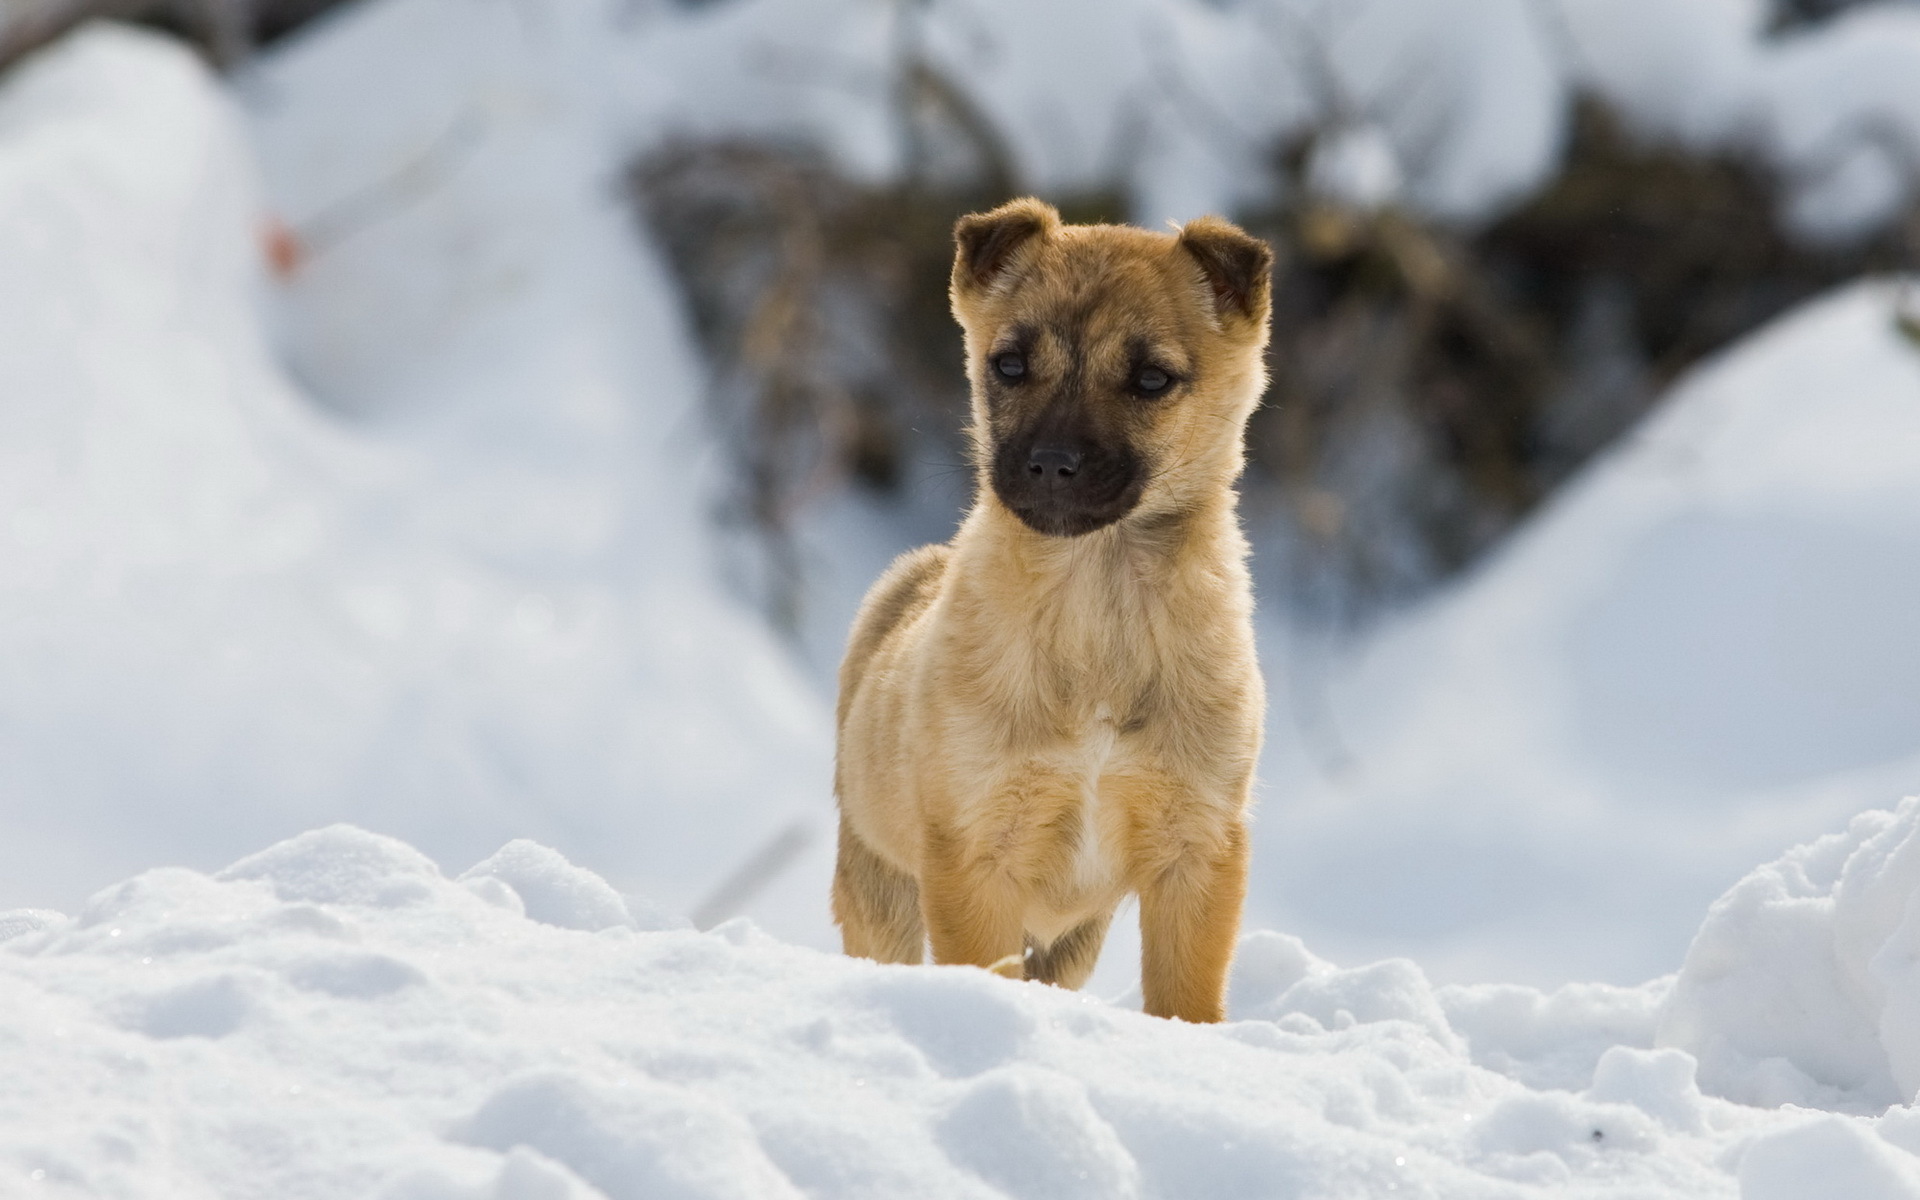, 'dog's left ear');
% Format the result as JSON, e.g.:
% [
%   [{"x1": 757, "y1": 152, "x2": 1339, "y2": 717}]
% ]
[{"x1": 1178, "y1": 216, "x2": 1273, "y2": 324}]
